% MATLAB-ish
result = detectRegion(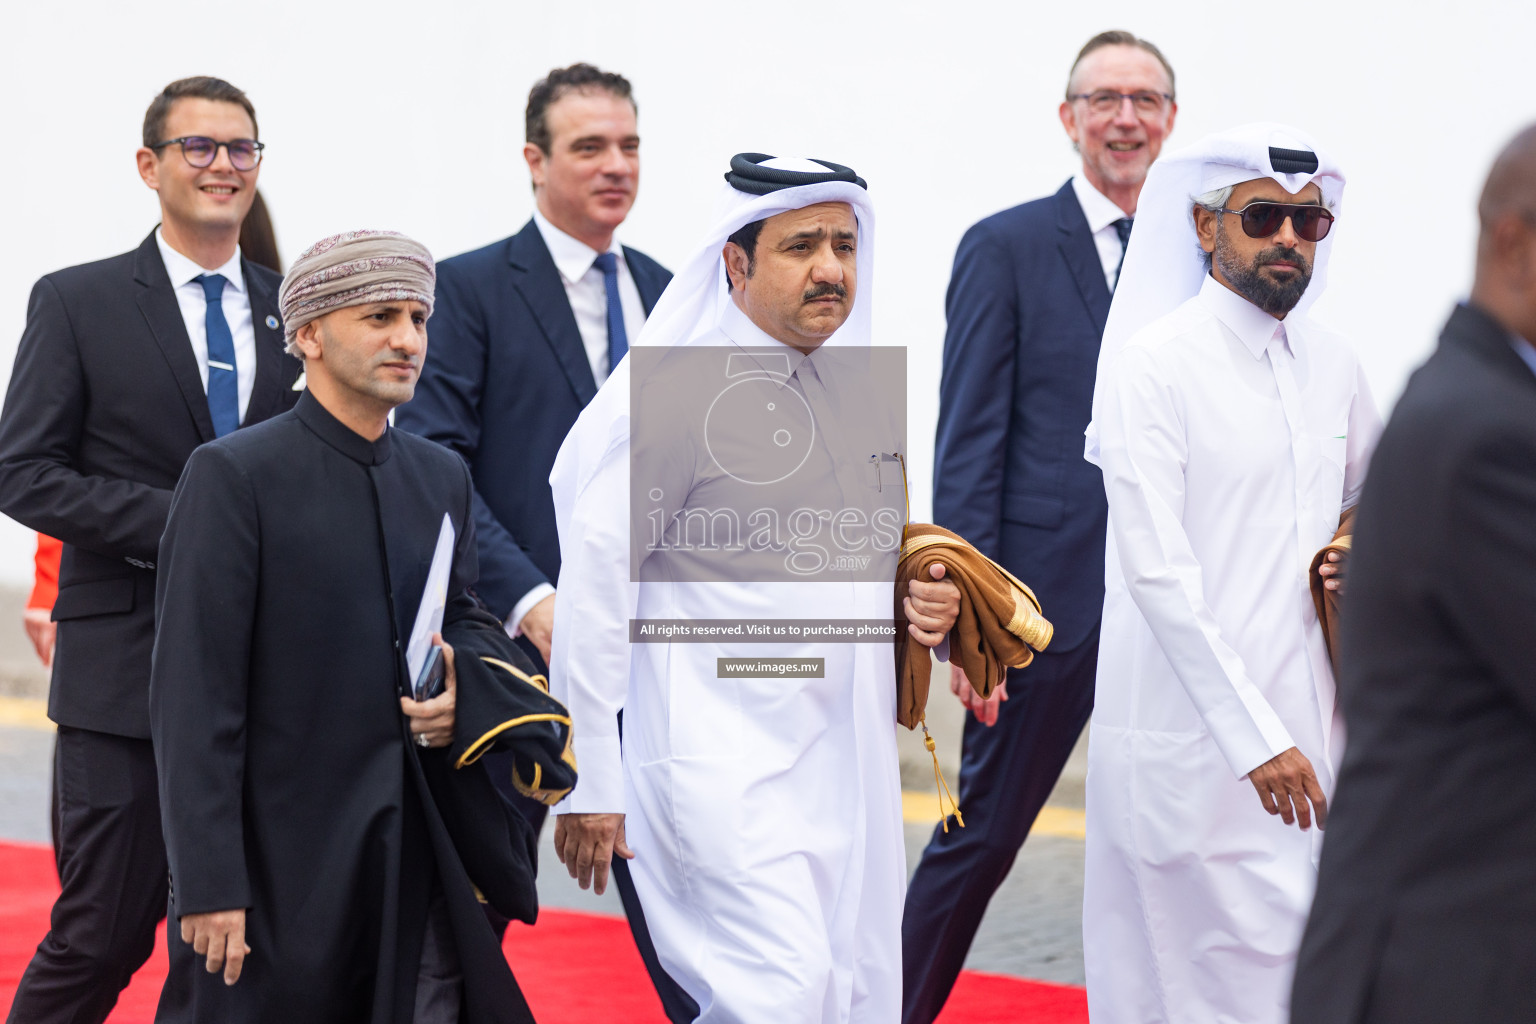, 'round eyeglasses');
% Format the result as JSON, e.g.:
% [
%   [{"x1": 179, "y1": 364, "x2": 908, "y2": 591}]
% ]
[
  {"x1": 149, "y1": 136, "x2": 264, "y2": 171},
  {"x1": 1216, "y1": 202, "x2": 1335, "y2": 243}
]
